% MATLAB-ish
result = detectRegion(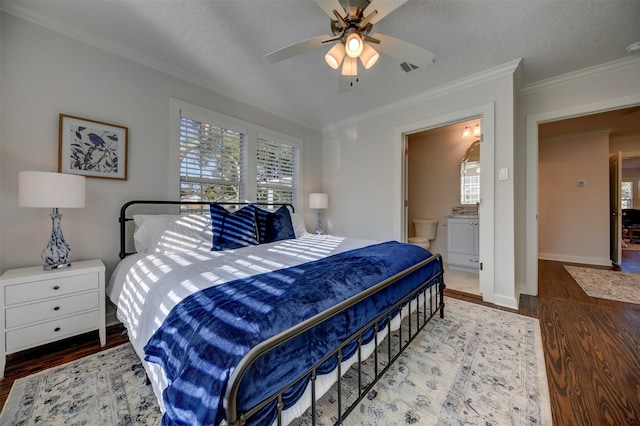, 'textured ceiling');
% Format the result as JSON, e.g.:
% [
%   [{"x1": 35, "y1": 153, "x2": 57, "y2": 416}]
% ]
[{"x1": 4, "y1": 0, "x2": 640, "y2": 129}]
